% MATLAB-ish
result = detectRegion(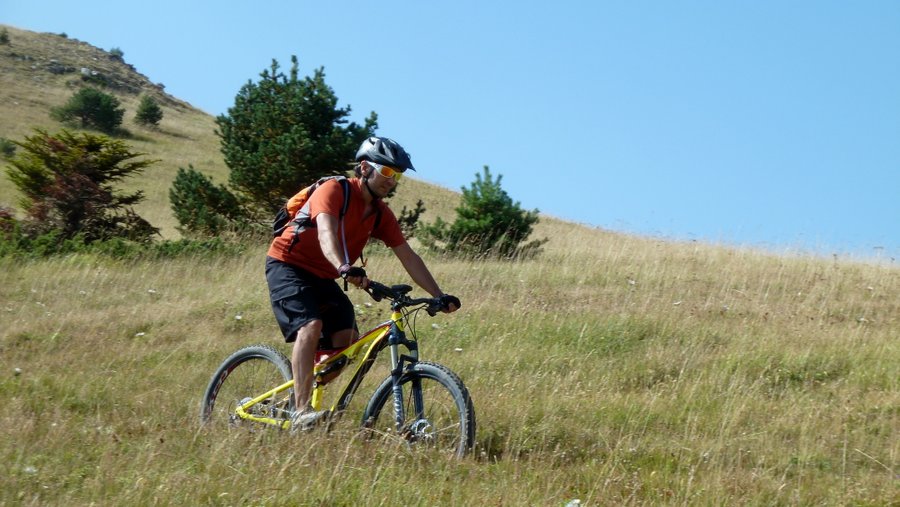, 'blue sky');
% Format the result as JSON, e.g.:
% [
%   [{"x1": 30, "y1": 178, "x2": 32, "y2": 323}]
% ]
[{"x1": 4, "y1": 1, "x2": 899, "y2": 260}]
